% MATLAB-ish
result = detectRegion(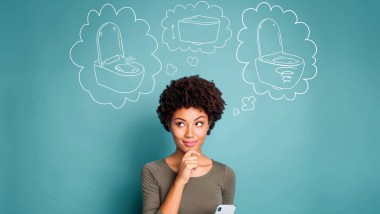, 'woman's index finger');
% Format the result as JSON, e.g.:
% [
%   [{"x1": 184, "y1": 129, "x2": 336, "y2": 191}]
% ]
[{"x1": 184, "y1": 150, "x2": 200, "y2": 157}]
